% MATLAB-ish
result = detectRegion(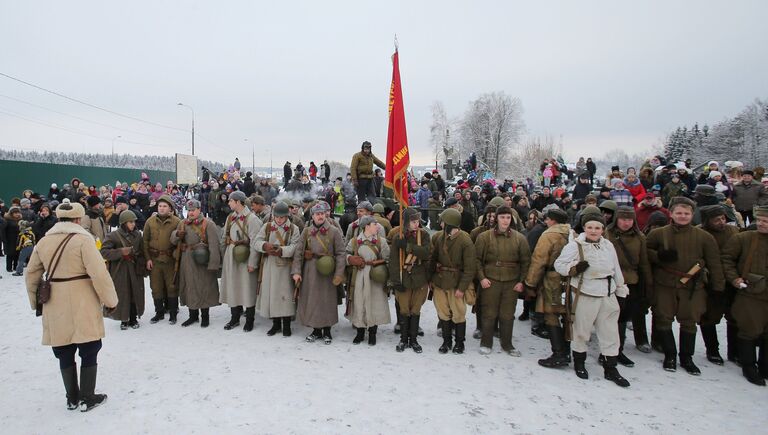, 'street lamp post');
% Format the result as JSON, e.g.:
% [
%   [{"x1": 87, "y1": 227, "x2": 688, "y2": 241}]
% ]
[
  {"x1": 111, "y1": 135, "x2": 122, "y2": 166},
  {"x1": 177, "y1": 103, "x2": 195, "y2": 155}
]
